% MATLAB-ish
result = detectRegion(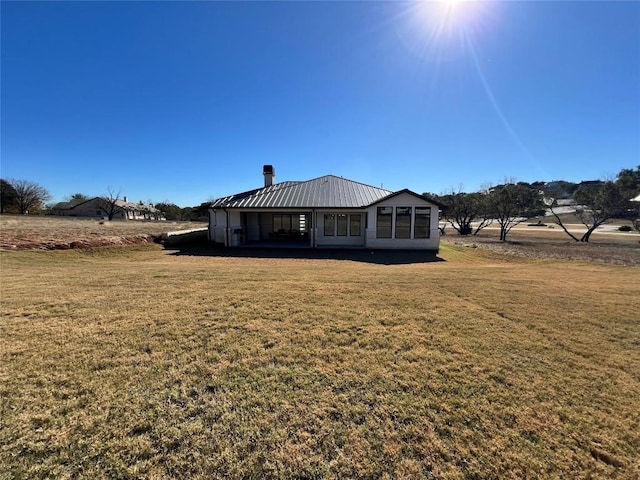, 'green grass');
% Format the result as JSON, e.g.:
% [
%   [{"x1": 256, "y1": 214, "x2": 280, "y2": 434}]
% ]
[{"x1": 1, "y1": 244, "x2": 639, "y2": 479}]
